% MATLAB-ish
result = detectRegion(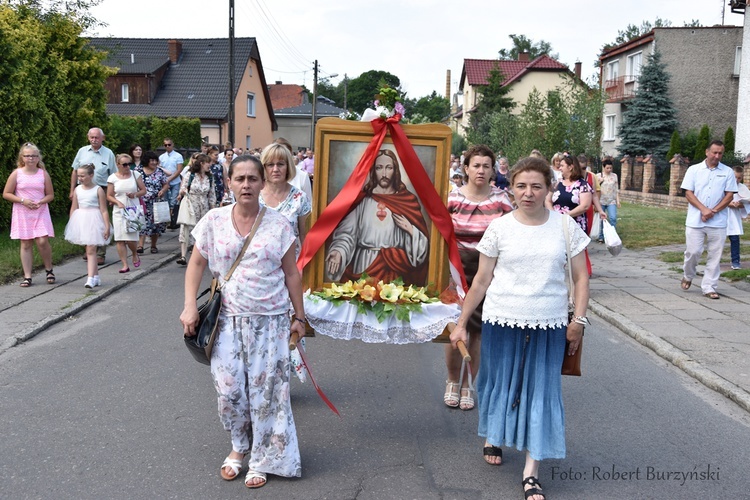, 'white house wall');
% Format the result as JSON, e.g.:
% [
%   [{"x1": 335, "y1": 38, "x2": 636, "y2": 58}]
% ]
[{"x1": 737, "y1": 13, "x2": 749, "y2": 157}]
